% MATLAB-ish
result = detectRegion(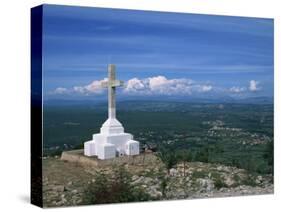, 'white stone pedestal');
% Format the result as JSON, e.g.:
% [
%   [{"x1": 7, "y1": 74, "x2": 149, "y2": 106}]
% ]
[{"x1": 84, "y1": 118, "x2": 139, "y2": 159}]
